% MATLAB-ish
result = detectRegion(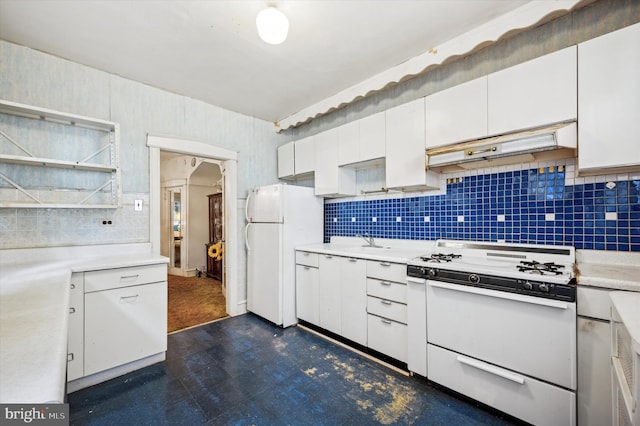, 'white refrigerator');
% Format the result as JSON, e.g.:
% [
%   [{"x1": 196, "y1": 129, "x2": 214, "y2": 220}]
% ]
[{"x1": 245, "y1": 184, "x2": 323, "y2": 327}]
